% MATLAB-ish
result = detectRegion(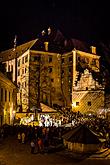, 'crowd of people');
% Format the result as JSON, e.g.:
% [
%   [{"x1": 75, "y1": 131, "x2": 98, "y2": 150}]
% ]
[{"x1": 0, "y1": 113, "x2": 110, "y2": 153}]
